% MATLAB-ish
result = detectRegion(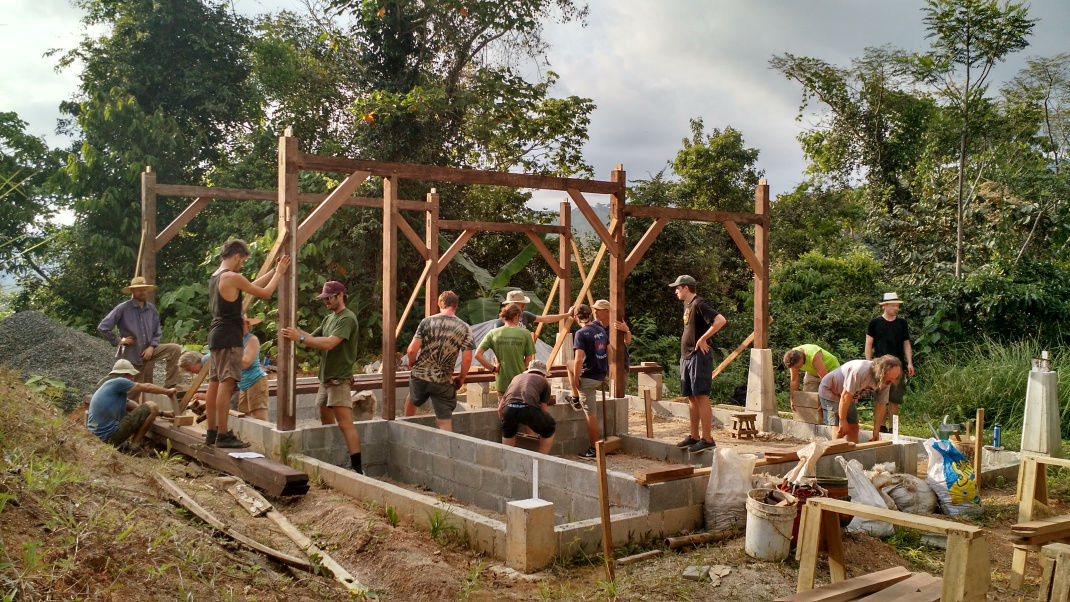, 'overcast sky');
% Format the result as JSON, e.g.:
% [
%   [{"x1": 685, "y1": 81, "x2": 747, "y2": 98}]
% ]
[{"x1": 2, "y1": 0, "x2": 1068, "y2": 211}]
